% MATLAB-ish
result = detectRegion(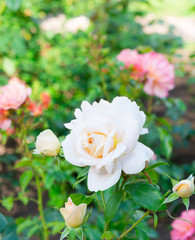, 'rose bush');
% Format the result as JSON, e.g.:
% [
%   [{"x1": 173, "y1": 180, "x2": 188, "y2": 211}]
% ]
[{"x1": 62, "y1": 96, "x2": 153, "y2": 191}]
